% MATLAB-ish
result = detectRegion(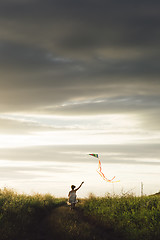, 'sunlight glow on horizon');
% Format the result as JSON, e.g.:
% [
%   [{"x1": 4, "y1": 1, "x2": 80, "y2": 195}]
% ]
[
  {"x1": 0, "y1": 112, "x2": 160, "y2": 197},
  {"x1": 0, "y1": 113, "x2": 149, "y2": 148}
]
